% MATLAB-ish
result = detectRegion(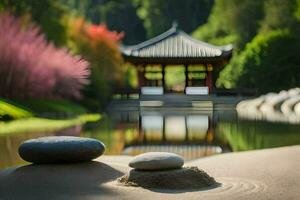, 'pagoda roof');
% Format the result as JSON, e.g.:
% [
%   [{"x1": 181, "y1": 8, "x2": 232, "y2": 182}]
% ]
[{"x1": 121, "y1": 24, "x2": 233, "y2": 65}]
